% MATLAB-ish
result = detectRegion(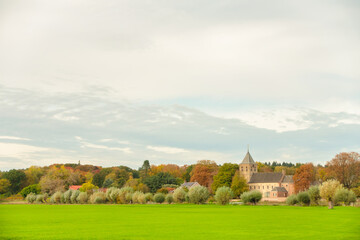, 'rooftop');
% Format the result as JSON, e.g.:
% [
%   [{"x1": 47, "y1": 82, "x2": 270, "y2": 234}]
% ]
[
  {"x1": 248, "y1": 172, "x2": 283, "y2": 183},
  {"x1": 241, "y1": 151, "x2": 255, "y2": 164}
]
